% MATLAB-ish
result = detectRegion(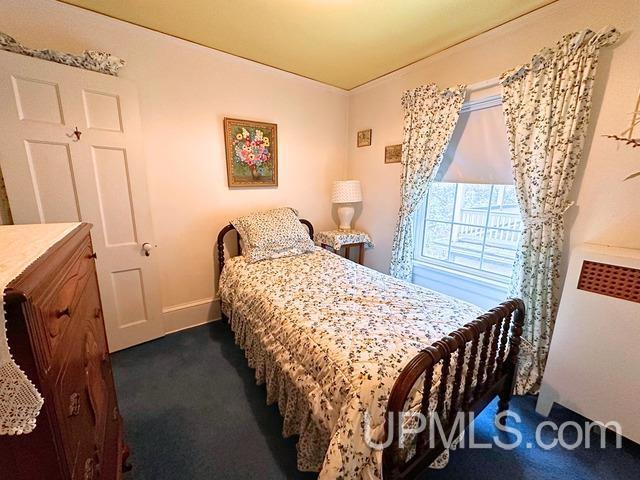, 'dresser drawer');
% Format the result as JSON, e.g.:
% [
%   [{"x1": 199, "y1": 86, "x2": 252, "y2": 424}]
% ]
[
  {"x1": 52, "y1": 281, "x2": 109, "y2": 480},
  {"x1": 52, "y1": 328, "x2": 98, "y2": 479},
  {"x1": 37, "y1": 237, "x2": 96, "y2": 371}
]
